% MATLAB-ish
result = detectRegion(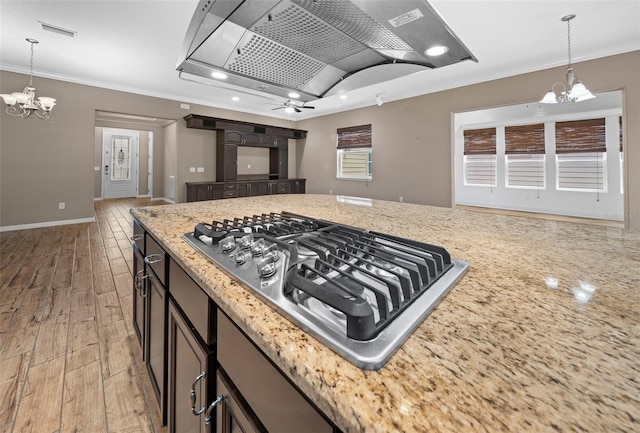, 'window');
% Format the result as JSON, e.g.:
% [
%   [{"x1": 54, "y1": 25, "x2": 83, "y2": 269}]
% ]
[
  {"x1": 555, "y1": 118, "x2": 607, "y2": 192},
  {"x1": 463, "y1": 128, "x2": 496, "y2": 187},
  {"x1": 504, "y1": 123, "x2": 545, "y2": 189},
  {"x1": 337, "y1": 124, "x2": 372, "y2": 180}
]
